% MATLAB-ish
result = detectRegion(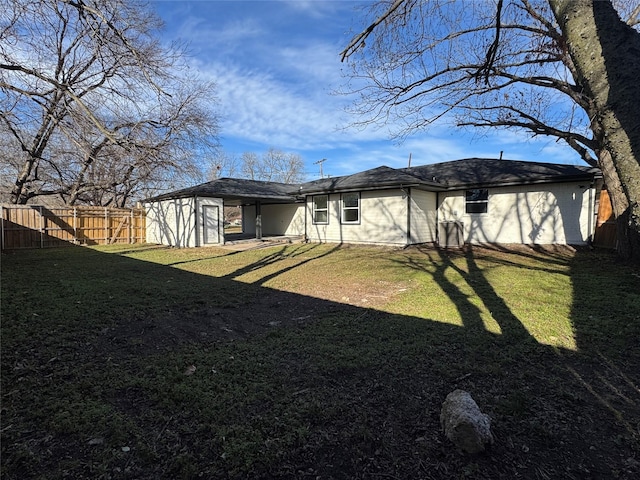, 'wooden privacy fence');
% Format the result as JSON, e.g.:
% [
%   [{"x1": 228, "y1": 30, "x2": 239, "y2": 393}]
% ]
[
  {"x1": 1, "y1": 205, "x2": 146, "y2": 250},
  {"x1": 593, "y1": 188, "x2": 617, "y2": 249}
]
